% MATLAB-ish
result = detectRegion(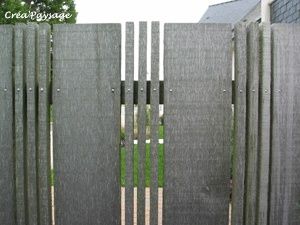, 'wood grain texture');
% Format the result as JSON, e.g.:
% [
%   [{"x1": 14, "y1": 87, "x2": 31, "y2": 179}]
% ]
[
  {"x1": 150, "y1": 21, "x2": 160, "y2": 225},
  {"x1": 164, "y1": 23, "x2": 232, "y2": 225},
  {"x1": 137, "y1": 21, "x2": 147, "y2": 225},
  {"x1": 25, "y1": 23, "x2": 39, "y2": 225},
  {"x1": 14, "y1": 24, "x2": 27, "y2": 225},
  {"x1": 37, "y1": 24, "x2": 52, "y2": 225},
  {"x1": 53, "y1": 24, "x2": 121, "y2": 225},
  {"x1": 232, "y1": 23, "x2": 247, "y2": 225},
  {"x1": 125, "y1": 22, "x2": 134, "y2": 225},
  {"x1": 269, "y1": 24, "x2": 300, "y2": 225},
  {"x1": 0, "y1": 25, "x2": 15, "y2": 225},
  {"x1": 245, "y1": 23, "x2": 260, "y2": 225},
  {"x1": 257, "y1": 23, "x2": 271, "y2": 225}
]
